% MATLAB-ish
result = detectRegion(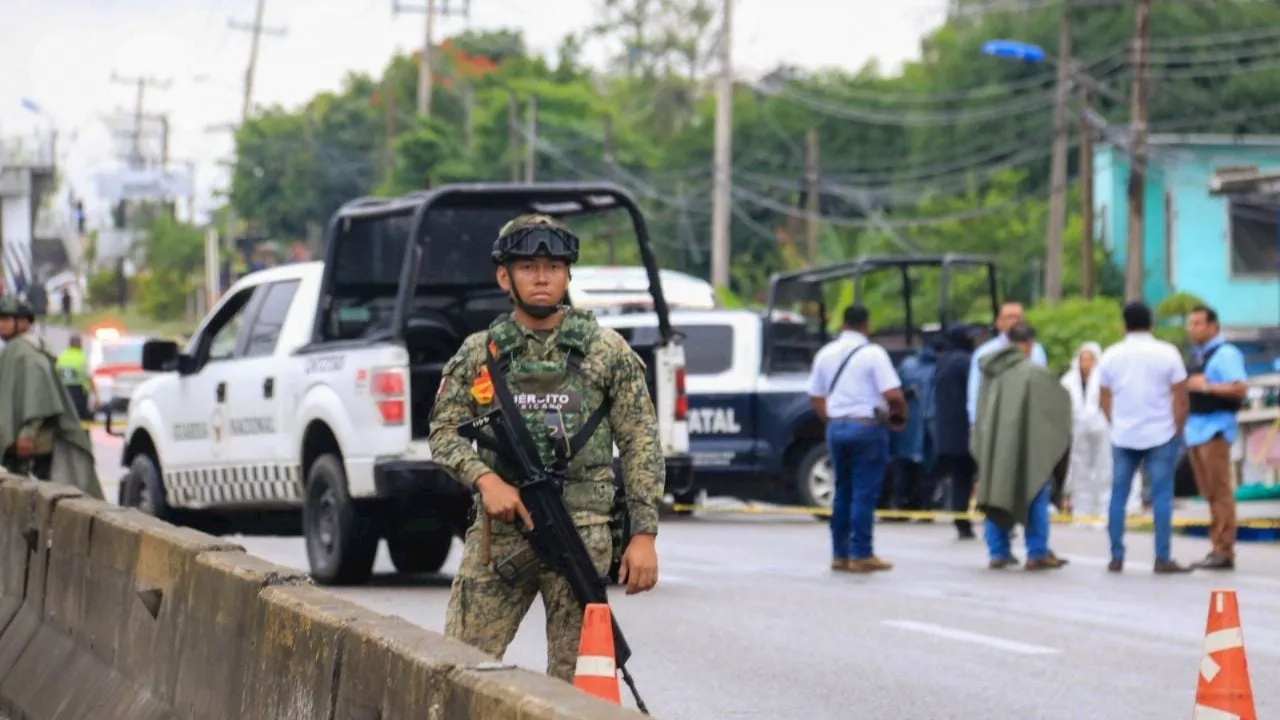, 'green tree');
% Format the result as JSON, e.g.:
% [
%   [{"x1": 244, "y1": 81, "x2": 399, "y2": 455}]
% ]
[{"x1": 134, "y1": 215, "x2": 206, "y2": 322}]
